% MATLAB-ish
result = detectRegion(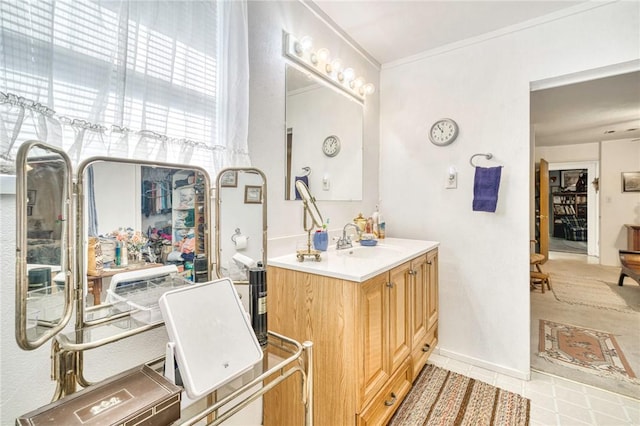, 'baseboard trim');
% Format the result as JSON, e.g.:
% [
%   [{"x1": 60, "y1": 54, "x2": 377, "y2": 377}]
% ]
[{"x1": 437, "y1": 347, "x2": 531, "y2": 381}]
